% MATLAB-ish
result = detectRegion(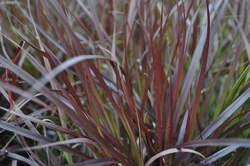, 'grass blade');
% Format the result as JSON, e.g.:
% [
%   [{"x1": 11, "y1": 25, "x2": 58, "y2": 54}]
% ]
[
  {"x1": 201, "y1": 87, "x2": 250, "y2": 139},
  {"x1": 145, "y1": 148, "x2": 205, "y2": 166}
]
